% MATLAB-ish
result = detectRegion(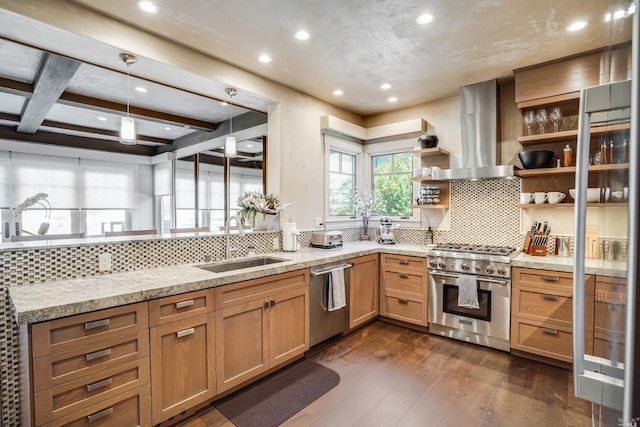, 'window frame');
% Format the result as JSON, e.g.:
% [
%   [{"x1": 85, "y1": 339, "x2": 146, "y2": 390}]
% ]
[{"x1": 323, "y1": 133, "x2": 363, "y2": 221}]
